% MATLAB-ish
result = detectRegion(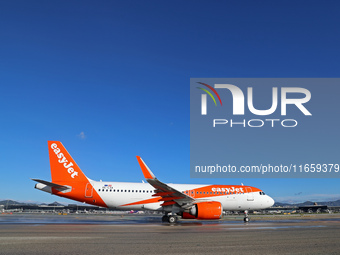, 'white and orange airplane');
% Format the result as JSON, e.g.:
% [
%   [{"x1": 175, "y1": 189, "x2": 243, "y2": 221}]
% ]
[{"x1": 33, "y1": 141, "x2": 274, "y2": 223}]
